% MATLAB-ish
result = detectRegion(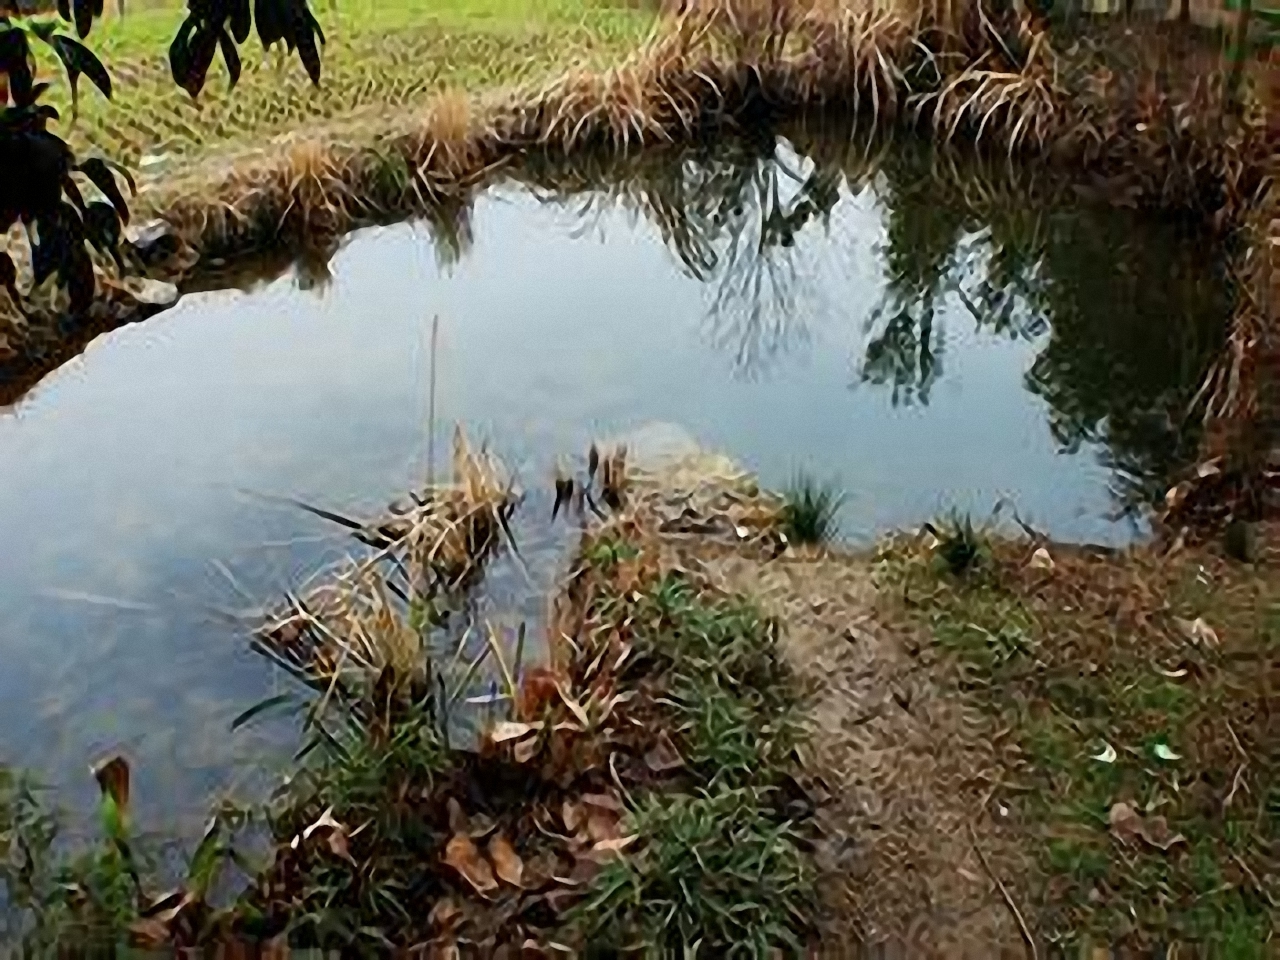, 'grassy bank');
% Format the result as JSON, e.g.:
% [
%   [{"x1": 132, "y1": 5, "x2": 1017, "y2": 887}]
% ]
[
  {"x1": 0, "y1": 443, "x2": 820, "y2": 954},
  {"x1": 55, "y1": 0, "x2": 654, "y2": 170},
  {"x1": 1, "y1": 440, "x2": 1277, "y2": 952},
  {"x1": 873, "y1": 522, "x2": 1280, "y2": 953}
]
